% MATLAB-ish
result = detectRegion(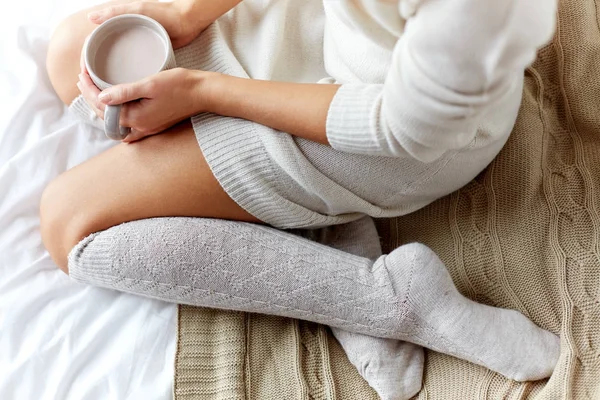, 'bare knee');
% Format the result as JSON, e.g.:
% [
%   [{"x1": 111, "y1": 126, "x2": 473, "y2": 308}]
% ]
[
  {"x1": 38, "y1": 136, "x2": 171, "y2": 274},
  {"x1": 46, "y1": 12, "x2": 92, "y2": 105},
  {"x1": 40, "y1": 173, "x2": 99, "y2": 274}
]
